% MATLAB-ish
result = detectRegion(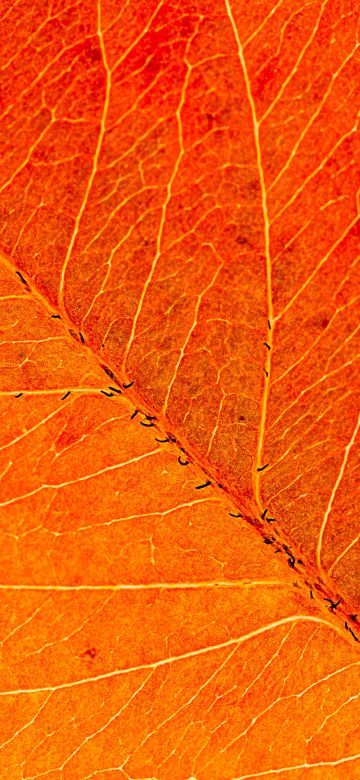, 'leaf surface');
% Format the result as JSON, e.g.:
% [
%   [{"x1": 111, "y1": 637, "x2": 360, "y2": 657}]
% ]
[{"x1": 0, "y1": 1, "x2": 359, "y2": 778}]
